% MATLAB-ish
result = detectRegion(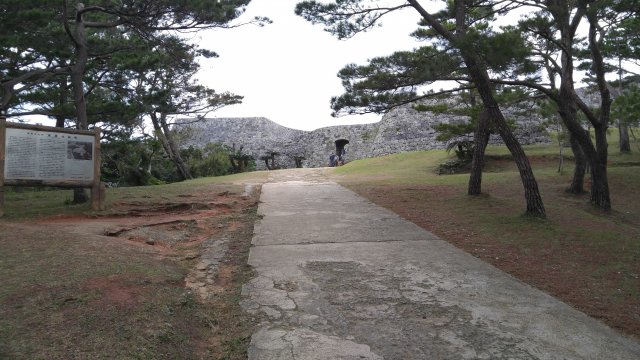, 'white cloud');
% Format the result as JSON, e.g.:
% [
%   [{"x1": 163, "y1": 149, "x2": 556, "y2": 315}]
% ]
[{"x1": 196, "y1": 0, "x2": 422, "y2": 130}]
